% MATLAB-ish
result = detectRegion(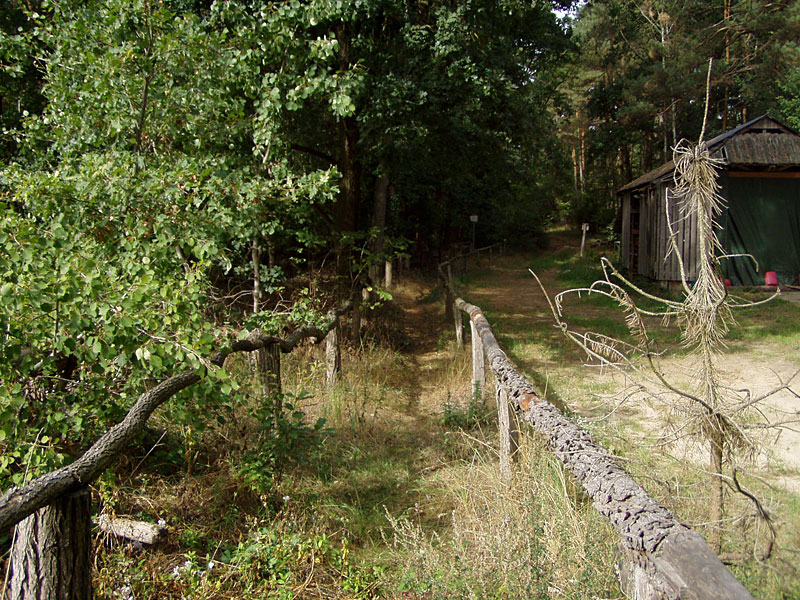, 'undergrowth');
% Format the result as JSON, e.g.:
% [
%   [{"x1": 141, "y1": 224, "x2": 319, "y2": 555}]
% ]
[
  {"x1": 388, "y1": 432, "x2": 620, "y2": 600},
  {"x1": 17, "y1": 249, "x2": 796, "y2": 599},
  {"x1": 78, "y1": 272, "x2": 635, "y2": 600}
]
